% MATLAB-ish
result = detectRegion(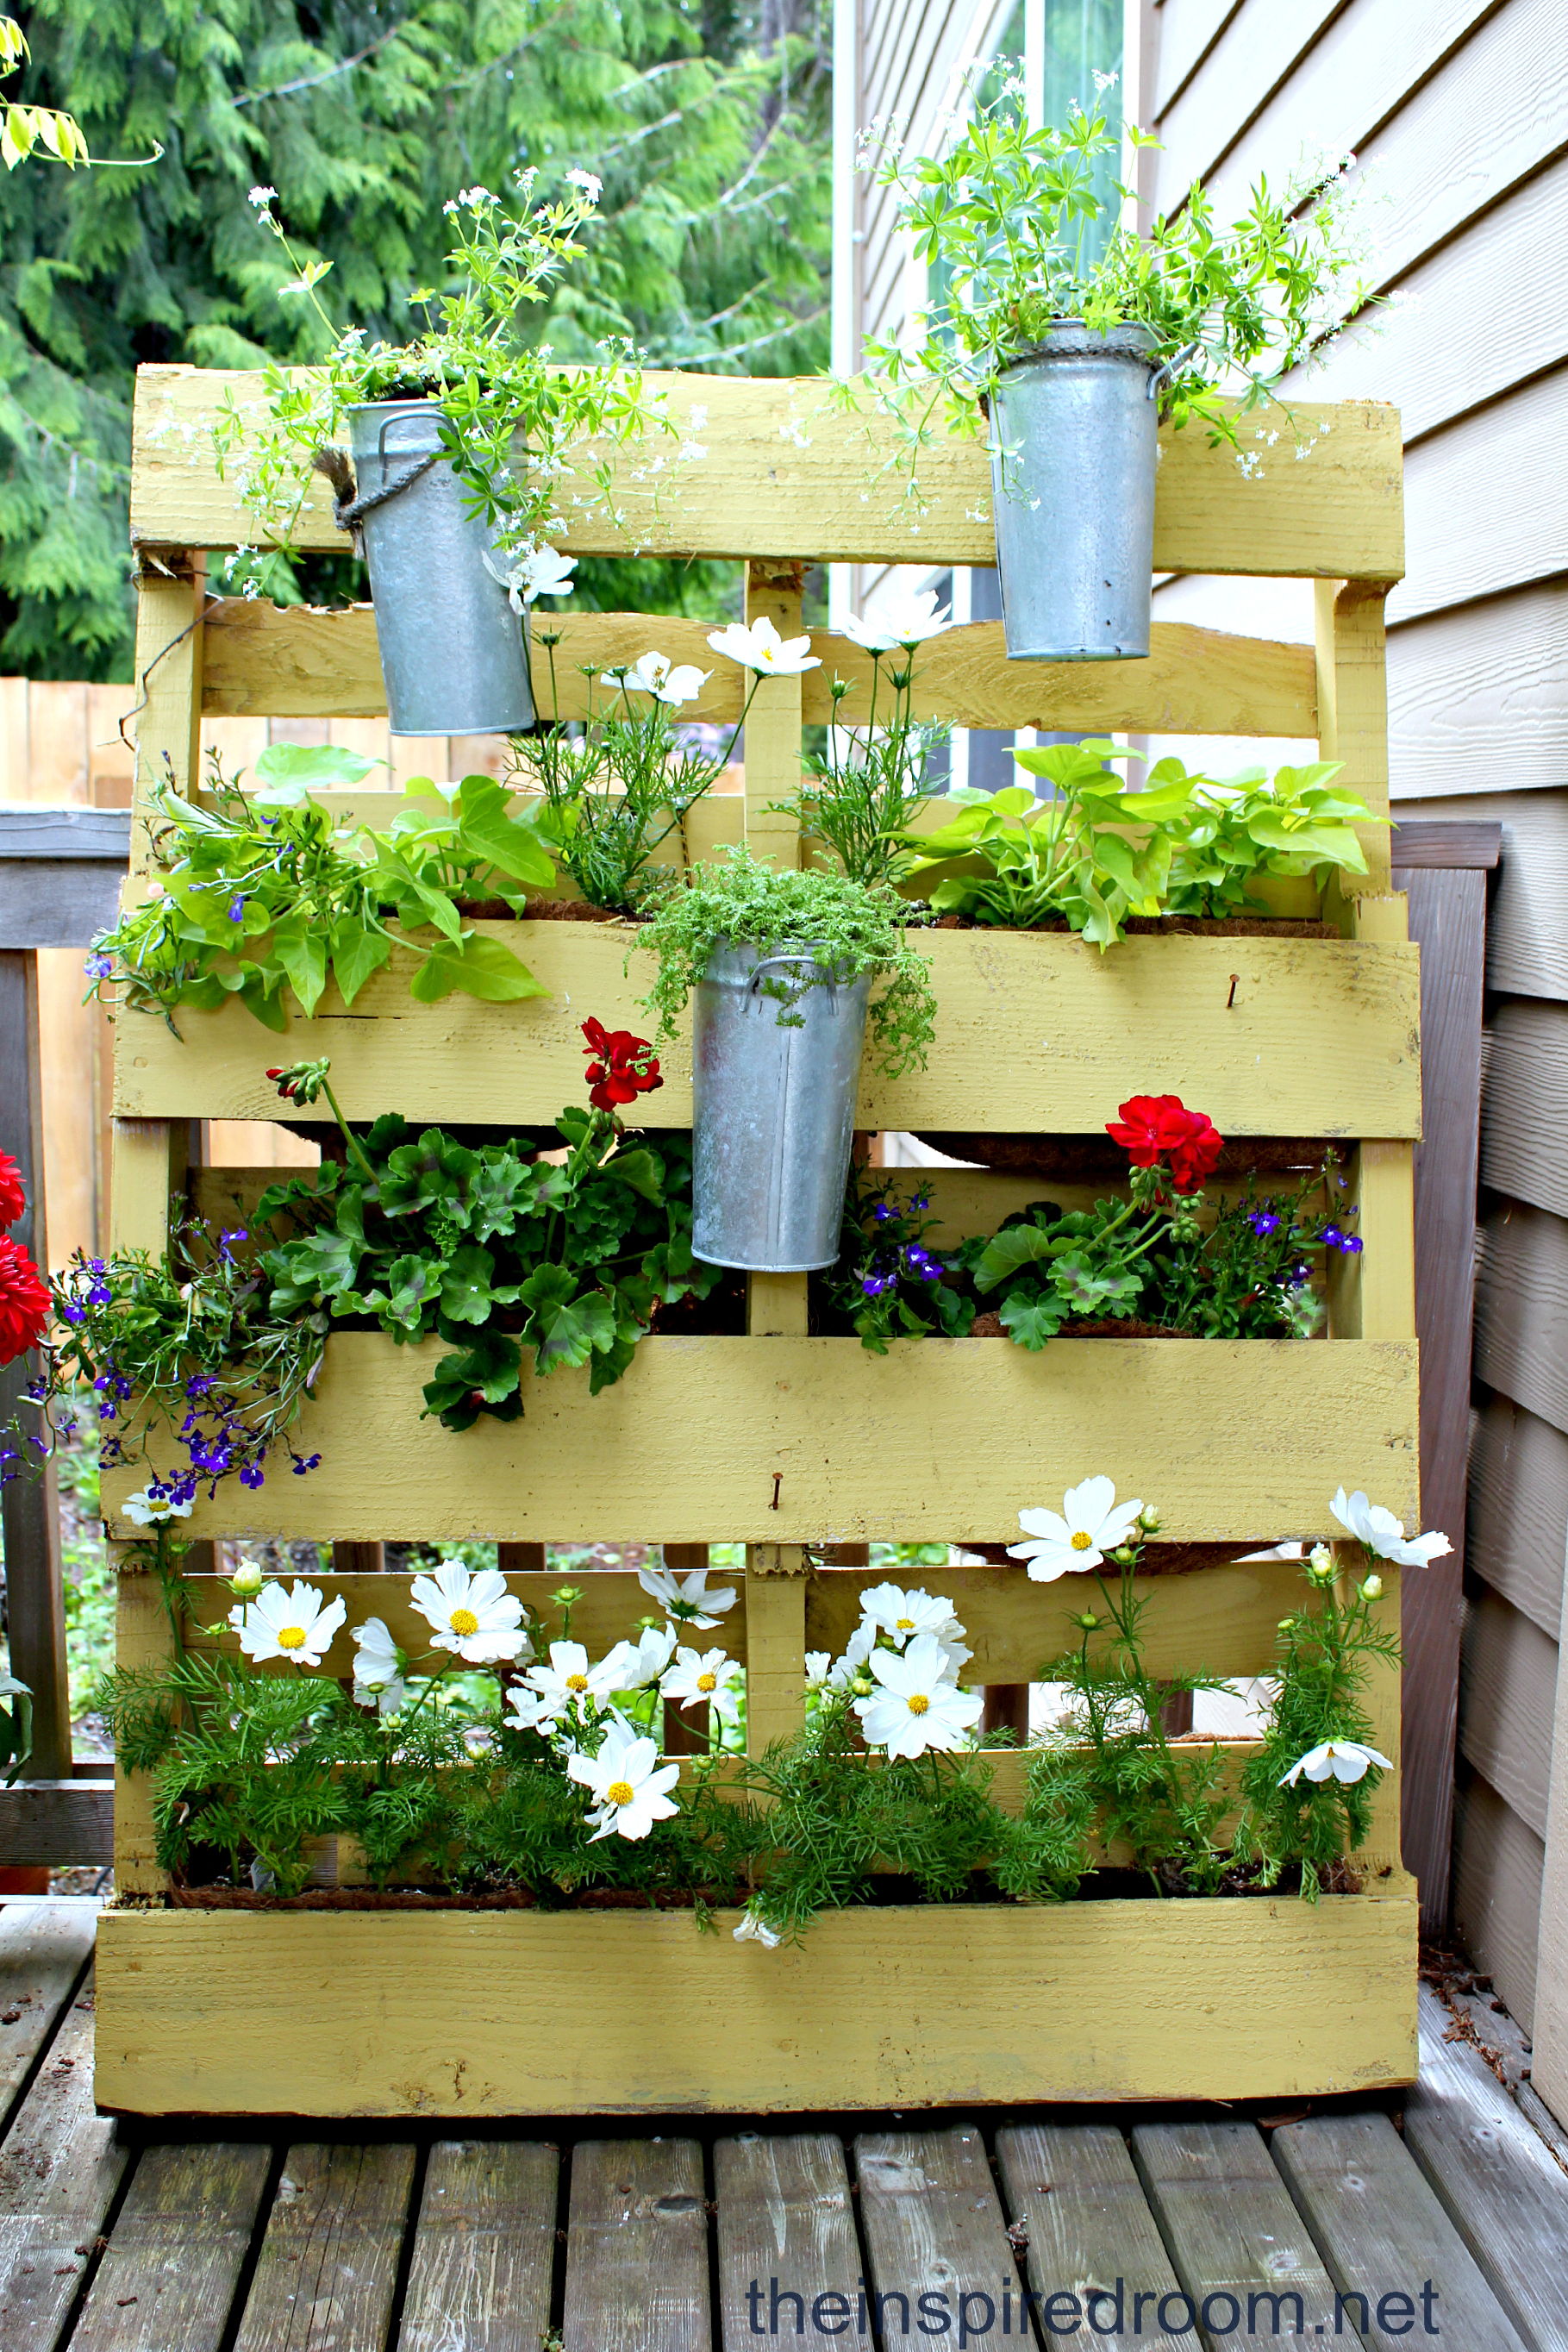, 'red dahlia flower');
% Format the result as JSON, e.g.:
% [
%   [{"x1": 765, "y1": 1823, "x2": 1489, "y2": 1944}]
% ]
[
  {"x1": 0, "y1": 1237, "x2": 51, "y2": 1365},
  {"x1": 0, "y1": 1152, "x2": 24, "y2": 1229},
  {"x1": 581, "y1": 1017, "x2": 664, "y2": 1113},
  {"x1": 1107, "y1": 1094, "x2": 1223, "y2": 1195}
]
